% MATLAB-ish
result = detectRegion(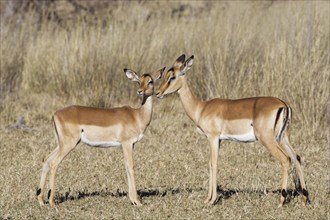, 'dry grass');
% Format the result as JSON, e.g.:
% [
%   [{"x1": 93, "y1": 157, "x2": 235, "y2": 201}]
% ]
[{"x1": 0, "y1": 1, "x2": 329, "y2": 219}]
